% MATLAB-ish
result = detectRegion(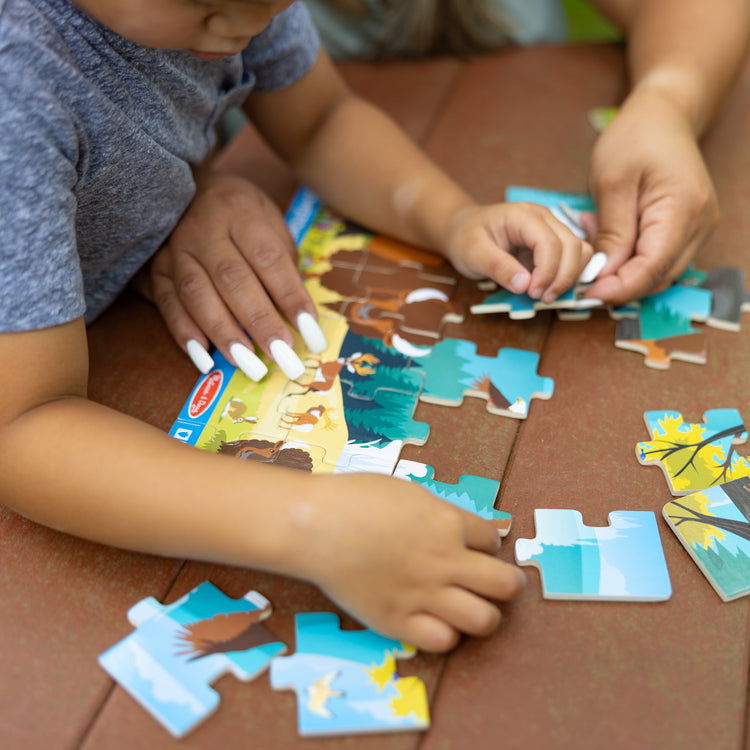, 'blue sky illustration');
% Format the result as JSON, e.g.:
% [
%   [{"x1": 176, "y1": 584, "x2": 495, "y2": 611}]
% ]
[{"x1": 515, "y1": 510, "x2": 671, "y2": 600}]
